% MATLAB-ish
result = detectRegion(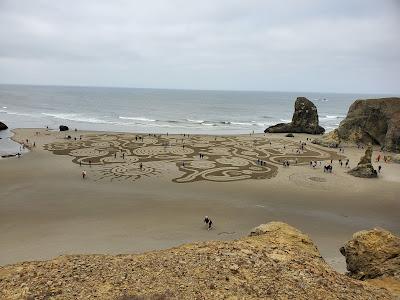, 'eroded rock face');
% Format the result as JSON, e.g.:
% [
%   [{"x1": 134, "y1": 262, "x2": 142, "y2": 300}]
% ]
[
  {"x1": 312, "y1": 130, "x2": 340, "y2": 148},
  {"x1": 340, "y1": 228, "x2": 400, "y2": 280},
  {"x1": 348, "y1": 145, "x2": 377, "y2": 178},
  {"x1": 317, "y1": 98, "x2": 400, "y2": 152},
  {"x1": 0, "y1": 222, "x2": 393, "y2": 300},
  {"x1": 265, "y1": 97, "x2": 325, "y2": 134},
  {"x1": 0, "y1": 121, "x2": 8, "y2": 131}
]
